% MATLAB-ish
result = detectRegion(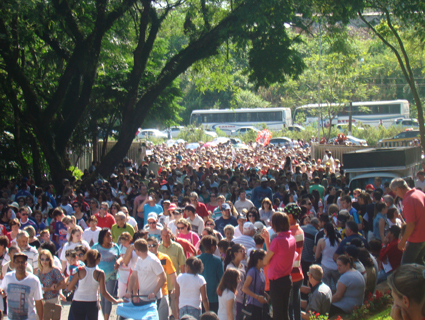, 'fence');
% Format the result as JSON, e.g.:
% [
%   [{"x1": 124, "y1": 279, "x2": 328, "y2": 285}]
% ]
[
  {"x1": 311, "y1": 143, "x2": 370, "y2": 165},
  {"x1": 68, "y1": 140, "x2": 143, "y2": 171}
]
